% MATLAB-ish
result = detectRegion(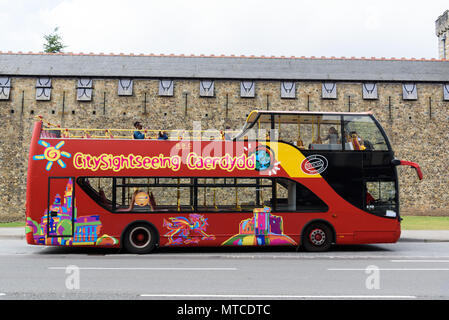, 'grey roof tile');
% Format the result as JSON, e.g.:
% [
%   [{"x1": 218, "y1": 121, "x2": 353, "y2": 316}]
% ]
[{"x1": 0, "y1": 53, "x2": 448, "y2": 82}]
